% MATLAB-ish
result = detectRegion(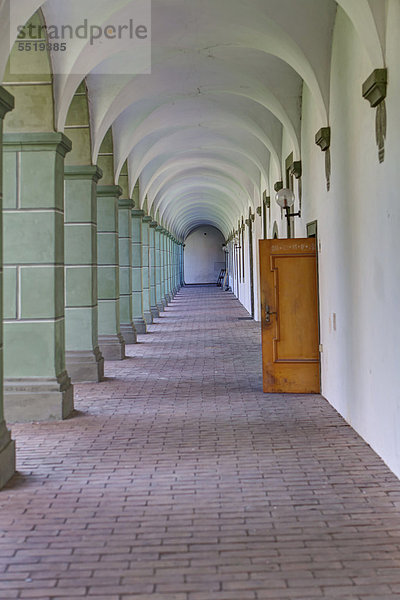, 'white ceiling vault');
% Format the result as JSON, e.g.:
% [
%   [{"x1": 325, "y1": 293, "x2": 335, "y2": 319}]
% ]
[{"x1": 0, "y1": 0, "x2": 384, "y2": 239}]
